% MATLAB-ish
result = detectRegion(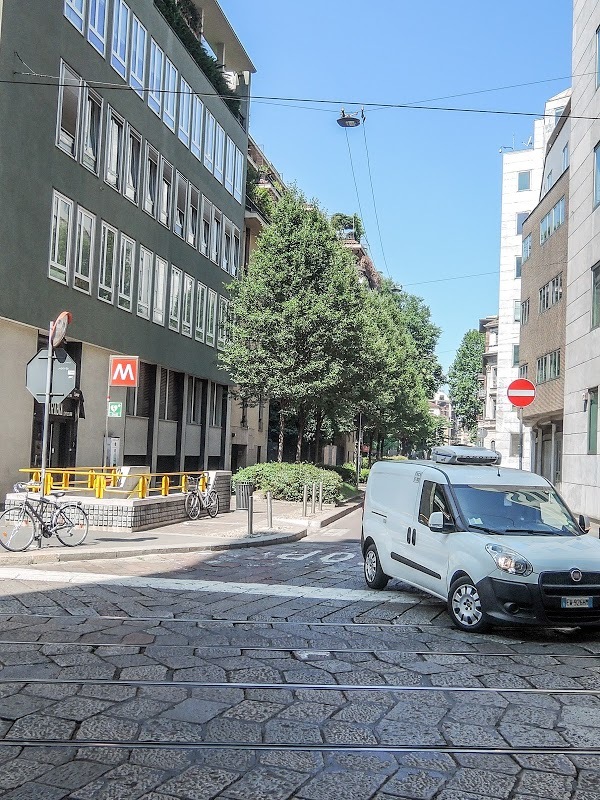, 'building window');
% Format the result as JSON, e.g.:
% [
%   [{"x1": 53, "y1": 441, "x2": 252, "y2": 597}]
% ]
[
  {"x1": 515, "y1": 256, "x2": 522, "y2": 278},
  {"x1": 539, "y1": 273, "x2": 563, "y2": 313},
  {"x1": 191, "y1": 96, "x2": 203, "y2": 160},
  {"x1": 201, "y1": 197, "x2": 212, "y2": 256},
  {"x1": 73, "y1": 207, "x2": 94, "y2": 293},
  {"x1": 111, "y1": 0, "x2": 130, "y2": 79},
  {"x1": 206, "y1": 289, "x2": 217, "y2": 347},
  {"x1": 225, "y1": 137, "x2": 235, "y2": 194},
  {"x1": 513, "y1": 300, "x2": 520, "y2": 322},
  {"x1": 563, "y1": 142, "x2": 569, "y2": 171},
  {"x1": 178, "y1": 79, "x2": 192, "y2": 147},
  {"x1": 124, "y1": 126, "x2": 141, "y2": 204},
  {"x1": 153, "y1": 256, "x2": 167, "y2": 325},
  {"x1": 217, "y1": 297, "x2": 228, "y2": 348},
  {"x1": 540, "y1": 196, "x2": 565, "y2": 244},
  {"x1": 126, "y1": 361, "x2": 153, "y2": 418},
  {"x1": 233, "y1": 229, "x2": 241, "y2": 276},
  {"x1": 174, "y1": 173, "x2": 188, "y2": 238},
  {"x1": 536, "y1": 350, "x2": 561, "y2": 383},
  {"x1": 117, "y1": 234, "x2": 135, "y2": 311},
  {"x1": 512, "y1": 344, "x2": 519, "y2": 367},
  {"x1": 520, "y1": 299, "x2": 530, "y2": 325},
  {"x1": 518, "y1": 171, "x2": 531, "y2": 191},
  {"x1": 588, "y1": 387, "x2": 598, "y2": 455},
  {"x1": 163, "y1": 58, "x2": 177, "y2": 132},
  {"x1": 57, "y1": 63, "x2": 81, "y2": 158},
  {"x1": 516, "y1": 212, "x2": 530, "y2": 235},
  {"x1": 98, "y1": 221, "x2": 117, "y2": 302},
  {"x1": 210, "y1": 383, "x2": 223, "y2": 427},
  {"x1": 595, "y1": 143, "x2": 600, "y2": 208},
  {"x1": 597, "y1": 26, "x2": 600, "y2": 89},
  {"x1": 143, "y1": 144, "x2": 159, "y2": 217},
  {"x1": 188, "y1": 376, "x2": 203, "y2": 424},
  {"x1": 64, "y1": 0, "x2": 85, "y2": 33},
  {"x1": 169, "y1": 266, "x2": 182, "y2": 331},
  {"x1": 49, "y1": 192, "x2": 73, "y2": 284},
  {"x1": 211, "y1": 209, "x2": 222, "y2": 264},
  {"x1": 159, "y1": 369, "x2": 181, "y2": 421},
  {"x1": 159, "y1": 159, "x2": 173, "y2": 228},
  {"x1": 182, "y1": 273, "x2": 194, "y2": 337},
  {"x1": 88, "y1": 0, "x2": 108, "y2": 54},
  {"x1": 105, "y1": 109, "x2": 124, "y2": 190},
  {"x1": 214, "y1": 123, "x2": 225, "y2": 183},
  {"x1": 490, "y1": 366, "x2": 497, "y2": 388},
  {"x1": 187, "y1": 185, "x2": 200, "y2": 249},
  {"x1": 546, "y1": 170, "x2": 553, "y2": 192},
  {"x1": 592, "y1": 265, "x2": 600, "y2": 329},
  {"x1": 258, "y1": 396, "x2": 264, "y2": 431},
  {"x1": 234, "y1": 147, "x2": 244, "y2": 203},
  {"x1": 129, "y1": 14, "x2": 146, "y2": 96},
  {"x1": 195, "y1": 282, "x2": 207, "y2": 341},
  {"x1": 241, "y1": 399, "x2": 248, "y2": 428},
  {"x1": 203, "y1": 110, "x2": 215, "y2": 172},
  {"x1": 522, "y1": 234, "x2": 532, "y2": 263},
  {"x1": 137, "y1": 246, "x2": 152, "y2": 319},
  {"x1": 81, "y1": 87, "x2": 102, "y2": 173},
  {"x1": 519, "y1": 364, "x2": 528, "y2": 379},
  {"x1": 222, "y1": 220, "x2": 233, "y2": 274},
  {"x1": 148, "y1": 39, "x2": 163, "y2": 116}
]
